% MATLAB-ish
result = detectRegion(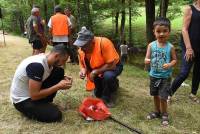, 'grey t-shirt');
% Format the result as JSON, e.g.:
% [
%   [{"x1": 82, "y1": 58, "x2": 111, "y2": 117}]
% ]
[
  {"x1": 26, "y1": 15, "x2": 40, "y2": 43},
  {"x1": 120, "y1": 44, "x2": 128, "y2": 55}
]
